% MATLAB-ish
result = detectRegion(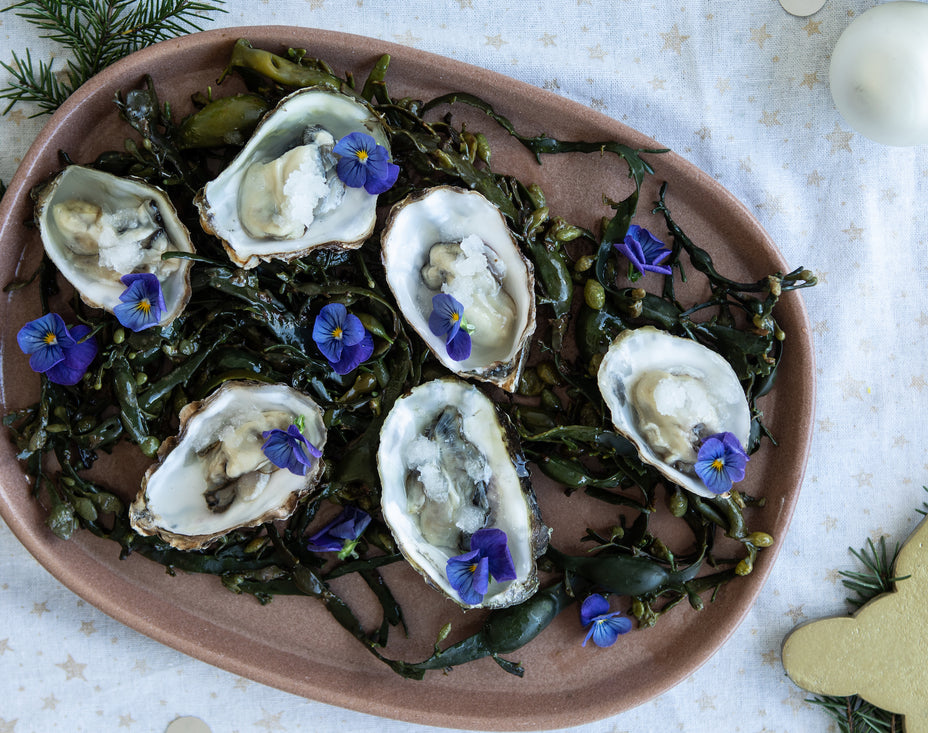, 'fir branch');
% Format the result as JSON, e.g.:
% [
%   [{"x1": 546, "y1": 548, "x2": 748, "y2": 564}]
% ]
[{"x1": 0, "y1": 0, "x2": 226, "y2": 116}]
